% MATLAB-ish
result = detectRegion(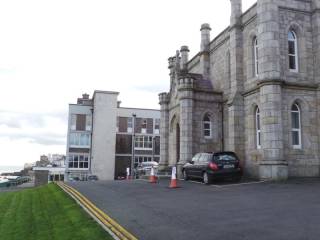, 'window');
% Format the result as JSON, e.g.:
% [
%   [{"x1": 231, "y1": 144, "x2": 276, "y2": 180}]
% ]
[
  {"x1": 141, "y1": 119, "x2": 147, "y2": 134},
  {"x1": 70, "y1": 114, "x2": 76, "y2": 130},
  {"x1": 134, "y1": 136, "x2": 153, "y2": 149},
  {"x1": 68, "y1": 154, "x2": 89, "y2": 169},
  {"x1": 291, "y1": 103, "x2": 301, "y2": 148},
  {"x1": 86, "y1": 115, "x2": 92, "y2": 131},
  {"x1": 288, "y1": 30, "x2": 298, "y2": 71},
  {"x1": 203, "y1": 114, "x2": 212, "y2": 138},
  {"x1": 154, "y1": 119, "x2": 160, "y2": 134},
  {"x1": 254, "y1": 37, "x2": 259, "y2": 77},
  {"x1": 134, "y1": 156, "x2": 152, "y2": 164},
  {"x1": 116, "y1": 117, "x2": 119, "y2": 132},
  {"x1": 127, "y1": 117, "x2": 133, "y2": 133},
  {"x1": 256, "y1": 107, "x2": 261, "y2": 149},
  {"x1": 69, "y1": 133, "x2": 90, "y2": 147}
]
